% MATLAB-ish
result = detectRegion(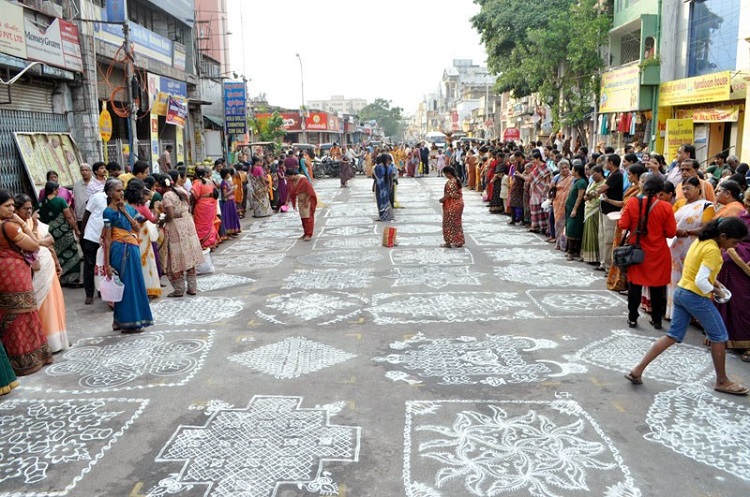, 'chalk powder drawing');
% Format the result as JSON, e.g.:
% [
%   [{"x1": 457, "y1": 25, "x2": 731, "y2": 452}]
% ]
[
  {"x1": 312, "y1": 237, "x2": 380, "y2": 250},
  {"x1": 644, "y1": 384, "x2": 750, "y2": 481},
  {"x1": 366, "y1": 292, "x2": 539, "y2": 325},
  {"x1": 322, "y1": 216, "x2": 376, "y2": 227},
  {"x1": 374, "y1": 332, "x2": 586, "y2": 385},
  {"x1": 325, "y1": 206, "x2": 374, "y2": 218},
  {"x1": 527, "y1": 290, "x2": 627, "y2": 317},
  {"x1": 385, "y1": 266, "x2": 485, "y2": 289},
  {"x1": 196, "y1": 274, "x2": 255, "y2": 292},
  {"x1": 462, "y1": 222, "x2": 507, "y2": 234},
  {"x1": 145, "y1": 396, "x2": 360, "y2": 497},
  {"x1": 297, "y1": 251, "x2": 383, "y2": 267},
  {"x1": 211, "y1": 253, "x2": 285, "y2": 272},
  {"x1": 219, "y1": 238, "x2": 296, "y2": 254},
  {"x1": 0, "y1": 398, "x2": 148, "y2": 496},
  {"x1": 571, "y1": 330, "x2": 713, "y2": 384},
  {"x1": 469, "y1": 232, "x2": 547, "y2": 246},
  {"x1": 152, "y1": 297, "x2": 244, "y2": 326},
  {"x1": 283, "y1": 268, "x2": 374, "y2": 290},
  {"x1": 244, "y1": 229, "x2": 301, "y2": 239},
  {"x1": 404, "y1": 400, "x2": 641, "y2": 497},
  {"x1": 257, "y1": 291, "x2": 367, "y2": 325},
  {"x1": 390, "y1": 248, "x2": 474, "y2": 266},
  {"x1": 37, "y1": 331, "x2": 213, "y2": 393},
  {"x1": 493, "y1": 264, "x2": 600, "y2": 287},
  {"x1": 318, "y1": 226, "x2": 377, "y2": 237},
  {"x1": 229, "y1": 337, "x2": 356, "y2": 379},
  {"x1": 394, "y1": 214, "x2": 442, "y2": 223},
  {"x1": 392, "y1": 224, "x2": 442, "y2": 234},
  {"x1": 484, "y1": 247, "x2": 565, "y2": 264},
  {"x1": 390, "y1": 235, "x2": 446, "y2": 247}
]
